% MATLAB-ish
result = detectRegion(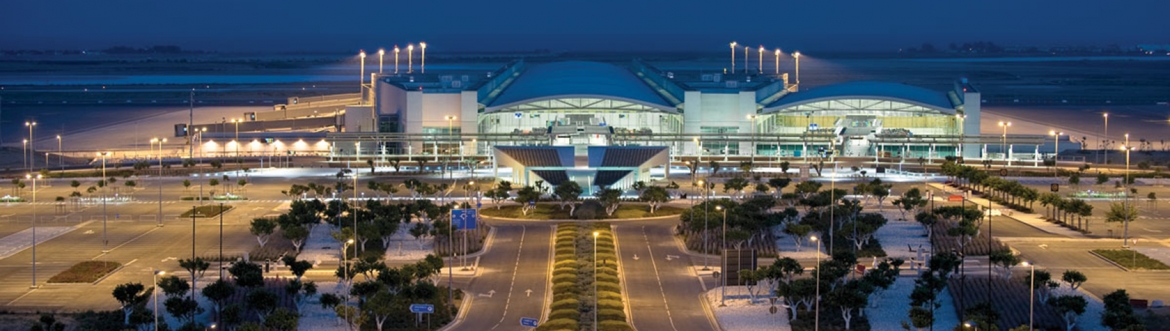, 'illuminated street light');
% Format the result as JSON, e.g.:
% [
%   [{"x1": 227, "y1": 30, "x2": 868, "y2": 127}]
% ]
[
  {"x1": 757, "y1": 46, "x2": 764, "y2": 74},
  {"x1": 743, "y1": 45, "x2": 749, "y2": 74},
  {"x1": 27, "y1": 173, "x2": 42, "y2": 289},
  {"x1": 25, "y1": 121, "x2": 36, "y2": 170},
  {"x1": 998, "y1": 121, "x2": 1012, "y2": 162},
  {"x1": 394, "y1": 45, "x2": 400, "y2": 74},
  {"x1": 774, "y1": 49, "x2": 781, "y2": 75},
  {"x1": 378, "y1": 48, "x2": 385, "y2": 74},
  {"x1": 1102, "y1": 113, "x2": 1109, "y2": 163},
  {"x1": 153, "y1": 270, "x2": 165, "y2": 331},
  {"x1": 407, "y1": 44, "x2": 414, "y2": 73},
  {"x1": 730, "y1": 41, "x2": 737, "y2": 72},
  {"x1": 1049, "y1": 130, "x2": 1063, "y2": 177},
  {"x1": 715, "y1": 205, "x2": 728, "y2": 306},
  {"x1": 1021, "y1": 261, "x2": 1035, "y2": 331},
  {"x1": 810, "y1": 235, "x2": 821, "y2": 331},
  {"x1": 793, "y1": 51, "x2": 802, "y2": 85},
  {"x1": 359, "y1": 51, "x2": 366, "y2": 95},
  {"x1": 420, "y1": 42, "x2": 427, "y2": 73}
]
